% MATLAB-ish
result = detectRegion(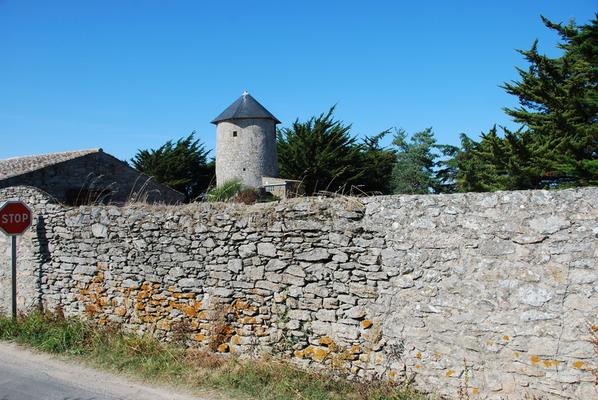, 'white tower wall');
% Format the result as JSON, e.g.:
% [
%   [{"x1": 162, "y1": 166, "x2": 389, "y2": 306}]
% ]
[{"x1": 215, "y1": 119, "x2": 278, "y2": 188}]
